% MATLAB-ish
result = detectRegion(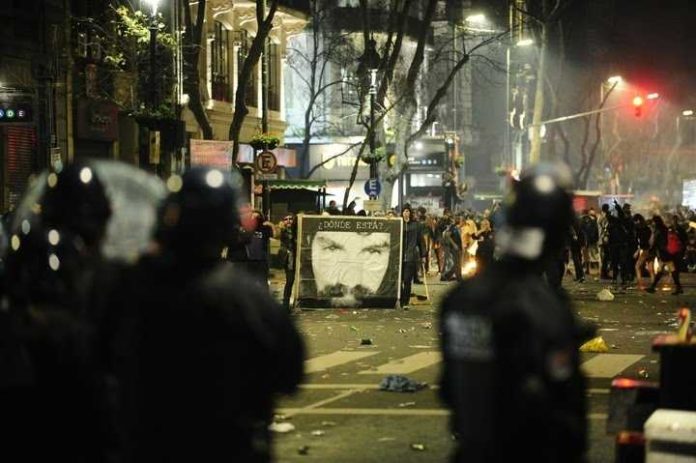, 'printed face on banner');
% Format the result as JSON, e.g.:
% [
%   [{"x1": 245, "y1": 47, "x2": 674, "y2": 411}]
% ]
[
  {"x1": 298, "y1": 216, "x2": 402, "y2": 308},
  {"x1": 311, "y1": 231, "x2": 390, "y2": 305}
]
